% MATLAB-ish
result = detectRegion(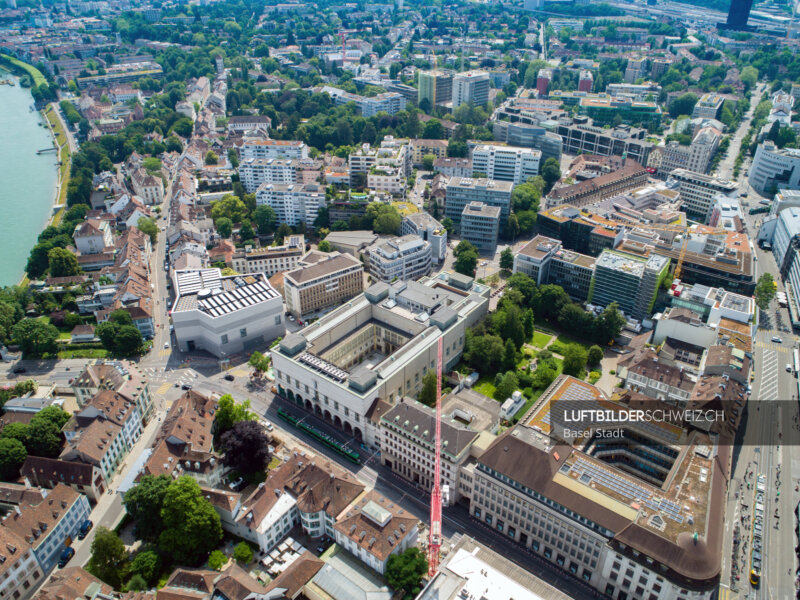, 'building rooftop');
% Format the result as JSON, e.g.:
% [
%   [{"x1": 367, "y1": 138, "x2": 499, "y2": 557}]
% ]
[
  {"x1": 172, "y1": 269, "x2": 280, "y2": 315},
  {"x1": 518, "y1": 235, "x2": 560, "y2": 260},
  {"x1": 284, "y1": 253, "x2": 362, "y2": 286},
  {"x1": 462, "y1": 201, "x2": 501, "y2": 218},
  {"x1": 446, "y1": 177, "x2": 514, "y2": 192}
]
